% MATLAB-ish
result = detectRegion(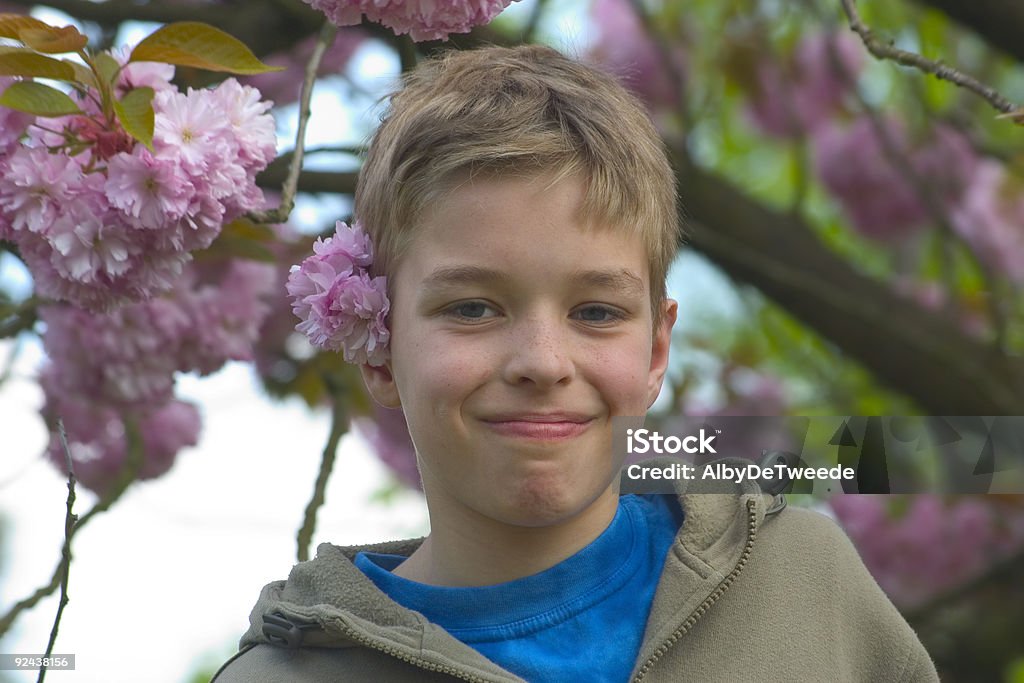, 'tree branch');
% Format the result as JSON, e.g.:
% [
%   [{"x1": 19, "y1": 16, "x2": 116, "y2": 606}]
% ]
[
  {"x1": 296, "y1": 375, "x2": 349, "y2": 563},
  {"x1": 256, "y1": 165, "x2": 359, "y2": 195},
  {"x1": 841, "y1": 0, "x2": 1018, "y2": 117},
  {"x1": 38, "y1": 421, "x2": 77, "y2": 683},
  {"x1": 669, "y1": 150, "x2": 1024, "y2": 415},
  {"x1": 248, "y1": 21, "x2": 338, "y2": 225}
]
